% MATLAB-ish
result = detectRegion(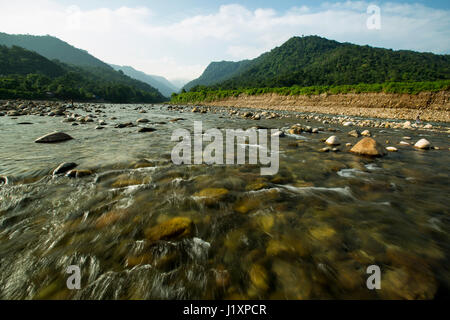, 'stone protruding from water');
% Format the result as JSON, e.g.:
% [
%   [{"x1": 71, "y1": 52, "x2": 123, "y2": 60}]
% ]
[
  {"x1": 0, "y1": 176, "x2": 8, "y2": 186},
  {"x1": 325, "y1": 136, "x2": 340, "y2": 145},
  {"x1": 35, "y1": 132, "x2": 73, "y2": 143},
  {"x1": 350, "y1": 137, "x2": 386, "y2": 157},
  {"x1": 138, "y1": 127, "x2": 156, "y2": 133},
  {"x1": 348, "y1": 130, "x2": 360, "y2": 137},
  {"x1": 53, "y1": 162, "x2": 78, "y2": 176},
  {"x1": 414, "y1": 139, "x2": 431, "y2": 150}
]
